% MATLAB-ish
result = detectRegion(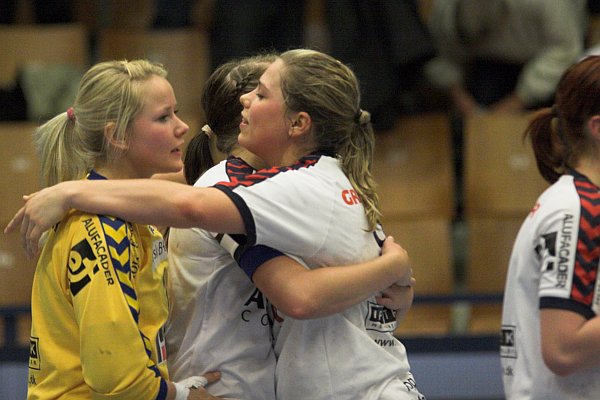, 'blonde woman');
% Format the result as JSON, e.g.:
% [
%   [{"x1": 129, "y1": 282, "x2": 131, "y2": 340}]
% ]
[{"x1": 22, "y1": 59, "x2": 219, "y2": 400}]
